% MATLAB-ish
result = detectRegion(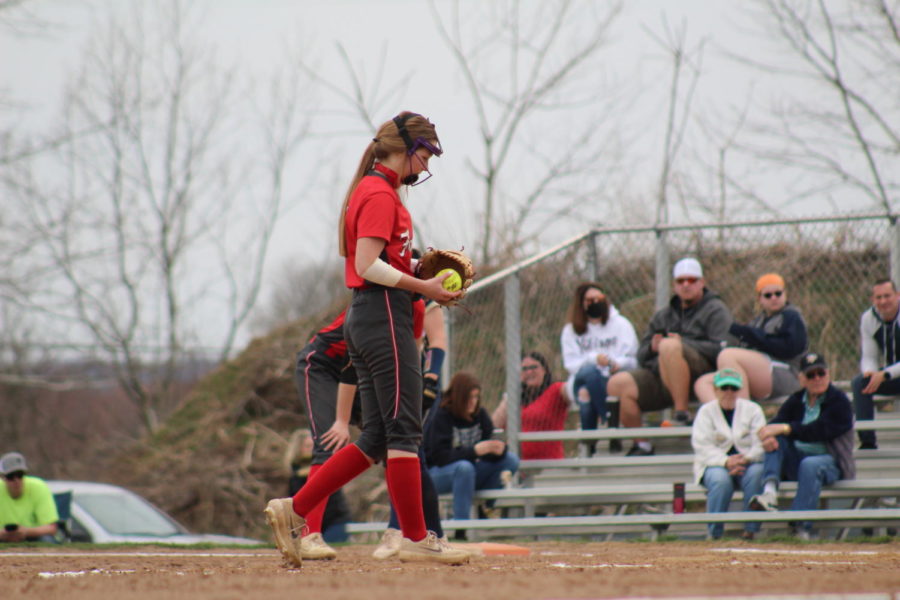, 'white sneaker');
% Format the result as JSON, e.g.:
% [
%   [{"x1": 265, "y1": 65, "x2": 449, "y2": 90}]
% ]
[
  {"x1": 300, "y1": 531, "x2": 337, "y2": 560},
  {"x1": 264, "y1": 498, "x2": 305, "y2": 568},
  {"x1": 749, "y1": 490, "x2": 778, "y2": 512},
  {"x1": 398, "y1": 531, "x2": 470, "y2": 565},
  {"x1": 372, "y1": 527, "x2": 402, "y2": 560}
]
